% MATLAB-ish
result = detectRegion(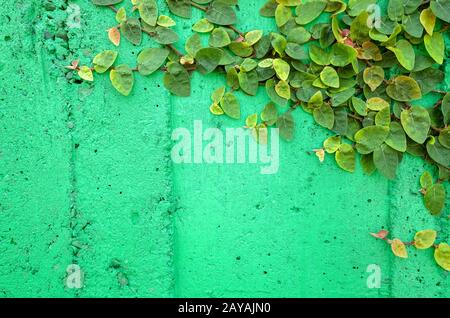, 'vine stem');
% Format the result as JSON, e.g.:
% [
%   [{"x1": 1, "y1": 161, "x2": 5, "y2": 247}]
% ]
[
  {"x1": 190, "y1": 1, "x2": 207, "y2": 12},
  {"x1": 108, "y1": 5, "x2": 118, "y2": 13}
]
